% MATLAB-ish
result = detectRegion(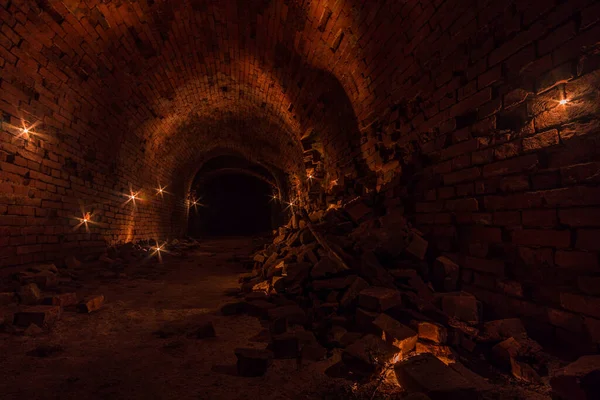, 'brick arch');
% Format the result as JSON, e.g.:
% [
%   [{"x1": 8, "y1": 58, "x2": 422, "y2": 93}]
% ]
[
  {"x1": 2, "y1": 0, "x2": 391, "y2": 188},
  {"x1": 180, "y1": 147, "x2": 290, "y2": 200},
  {"x1": 63, "y1": 0, "x2": 384, "y2": 179}
]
